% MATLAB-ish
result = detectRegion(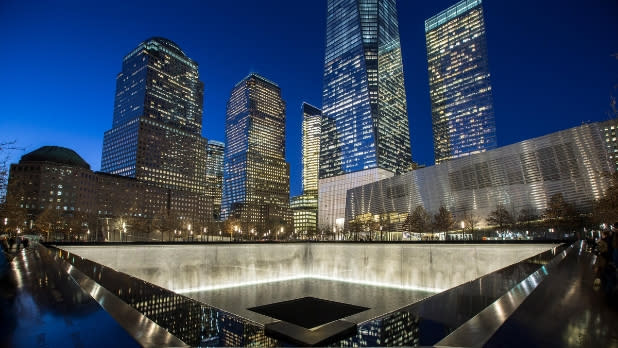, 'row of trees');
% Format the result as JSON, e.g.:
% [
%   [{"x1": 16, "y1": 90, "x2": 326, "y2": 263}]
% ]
[
  {"x1": 0, "y1": 202, "x2": 295, "y2": 242},
  {"x1": 398, "y1": 172, "x2": 618, "y2": 238}
]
